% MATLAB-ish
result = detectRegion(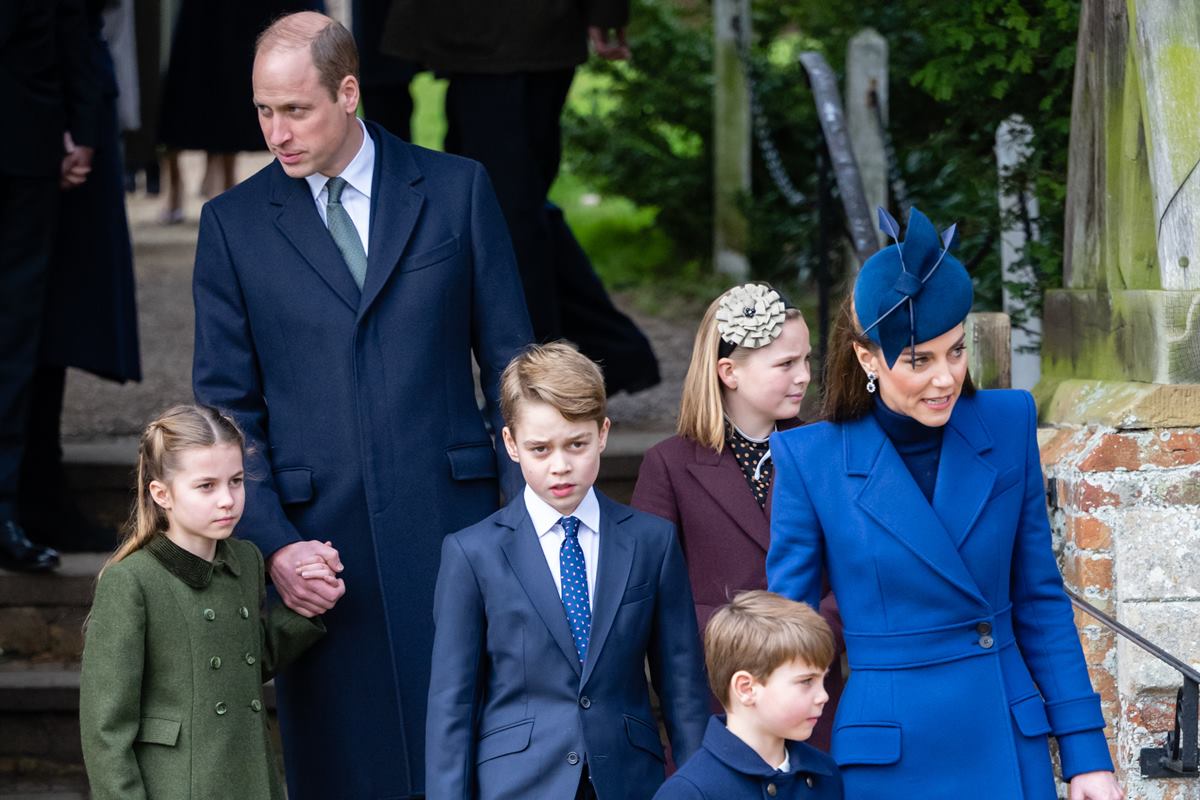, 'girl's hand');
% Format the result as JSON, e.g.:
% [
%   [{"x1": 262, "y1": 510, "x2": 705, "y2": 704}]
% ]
[
  {"x1": 1068, "y1": 771, "x2": 1124, "y2": 800},
  {"x1": 293, "y1": 541, "x2": 344, "y2": 588}
]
